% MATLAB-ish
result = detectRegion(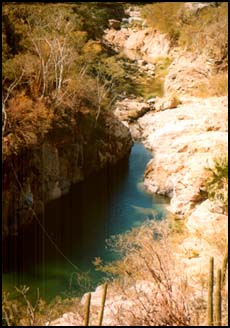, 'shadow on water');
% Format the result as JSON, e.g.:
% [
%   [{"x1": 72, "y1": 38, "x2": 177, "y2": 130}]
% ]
[{"x1": 2, "y1": 143, "x2": 169, "y2": 301}]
